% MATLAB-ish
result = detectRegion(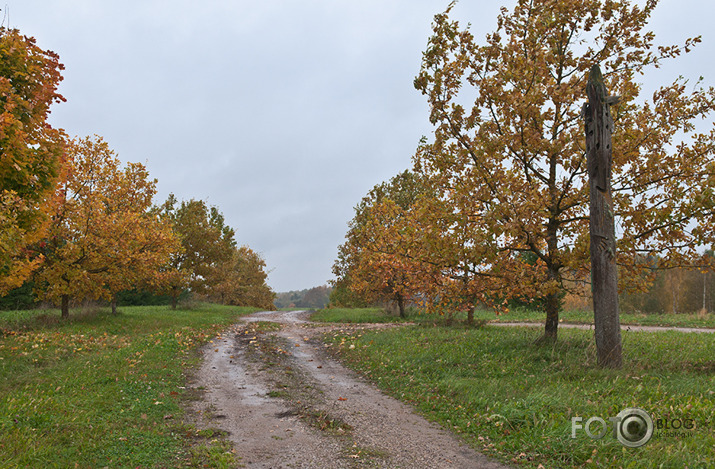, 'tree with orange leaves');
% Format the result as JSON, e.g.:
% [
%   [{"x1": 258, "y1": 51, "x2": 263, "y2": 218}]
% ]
[
  {"x1": 159, "y1": 195, "x2": 237, "y2": 309},
  {"x1": 414, "y1": 0, "x2": 715, "y2": 347},
  {"x1": 404, "y1": 187, "x2": 543, "y2": 325},
  {"x1": 333, "y1": 171, "x2": 440, "y2": 318},
  {"x1": 0, "y1": 27, "x2": 65, "y2": 293},
  {"x1": 211, "y1": 246, "x2": 275, "y2": 309},
  {"x1": 34, "y1": 136, "x2": 179, "y2": 317}
]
